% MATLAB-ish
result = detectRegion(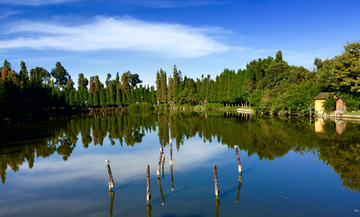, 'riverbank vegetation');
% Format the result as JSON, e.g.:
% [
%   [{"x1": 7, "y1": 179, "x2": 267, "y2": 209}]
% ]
[{"x1": 1, "y1": 41, "x2": 359, "y2": 124}]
